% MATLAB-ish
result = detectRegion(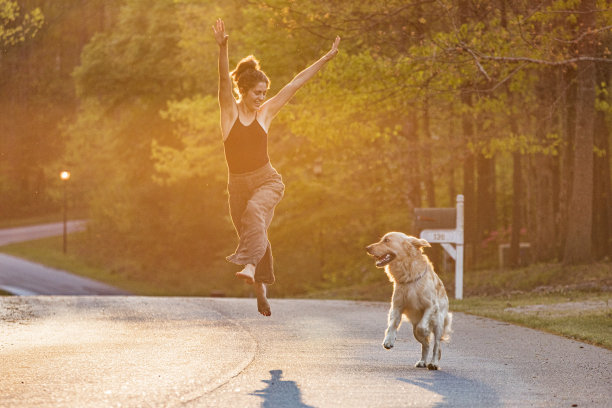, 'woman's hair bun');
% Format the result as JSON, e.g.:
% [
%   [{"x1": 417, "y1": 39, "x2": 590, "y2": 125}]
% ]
[
  {"x1": 230, "y1": 55, "x2": 270, "y2": 96},
  {"x1": 231, "y1": 55, "x2": 260, "y2": 82}
]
